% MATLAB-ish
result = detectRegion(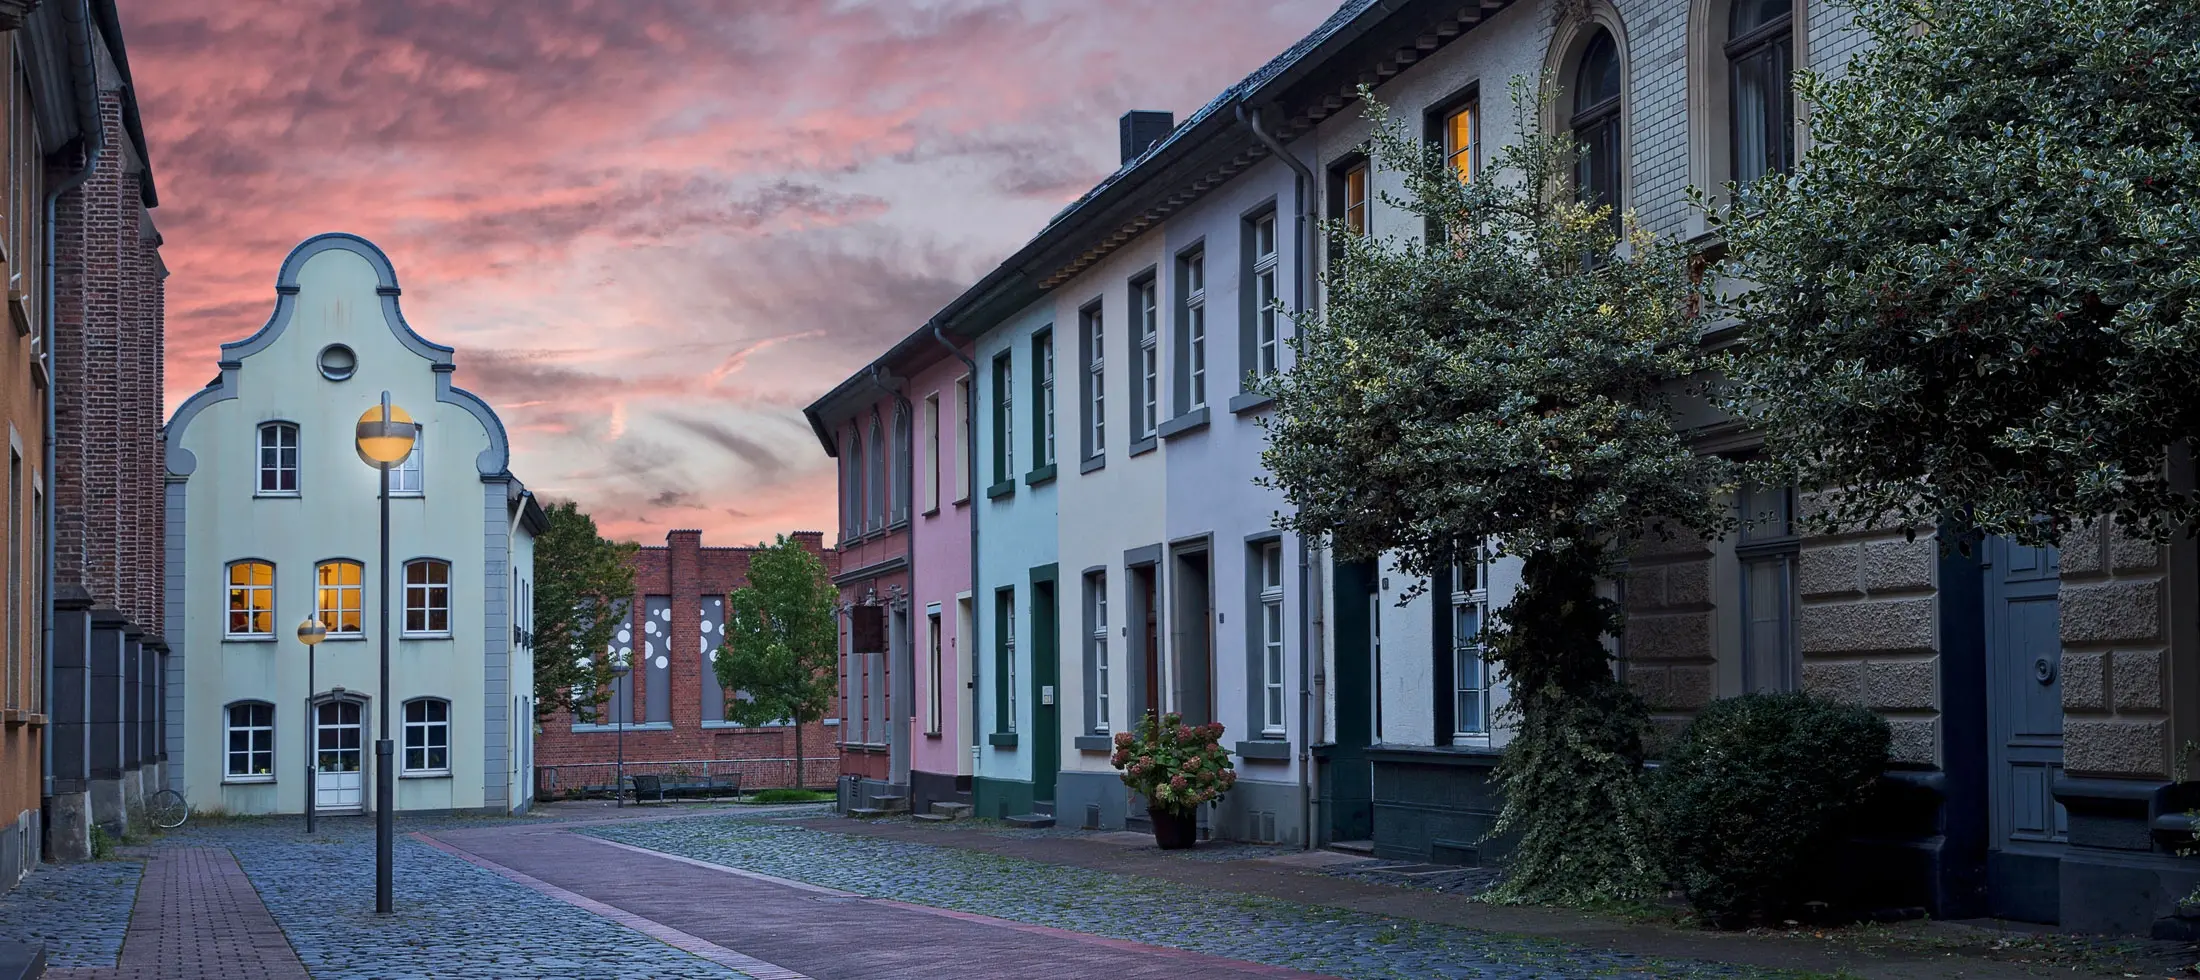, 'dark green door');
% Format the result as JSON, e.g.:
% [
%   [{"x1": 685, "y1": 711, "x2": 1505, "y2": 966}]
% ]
[
  {"x1": 1031, "y1": 573, "x2": 1060, "y2": 804},
  {"x1": 1327, "y1": 559, "x2": 1377, "y2": 842}
]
